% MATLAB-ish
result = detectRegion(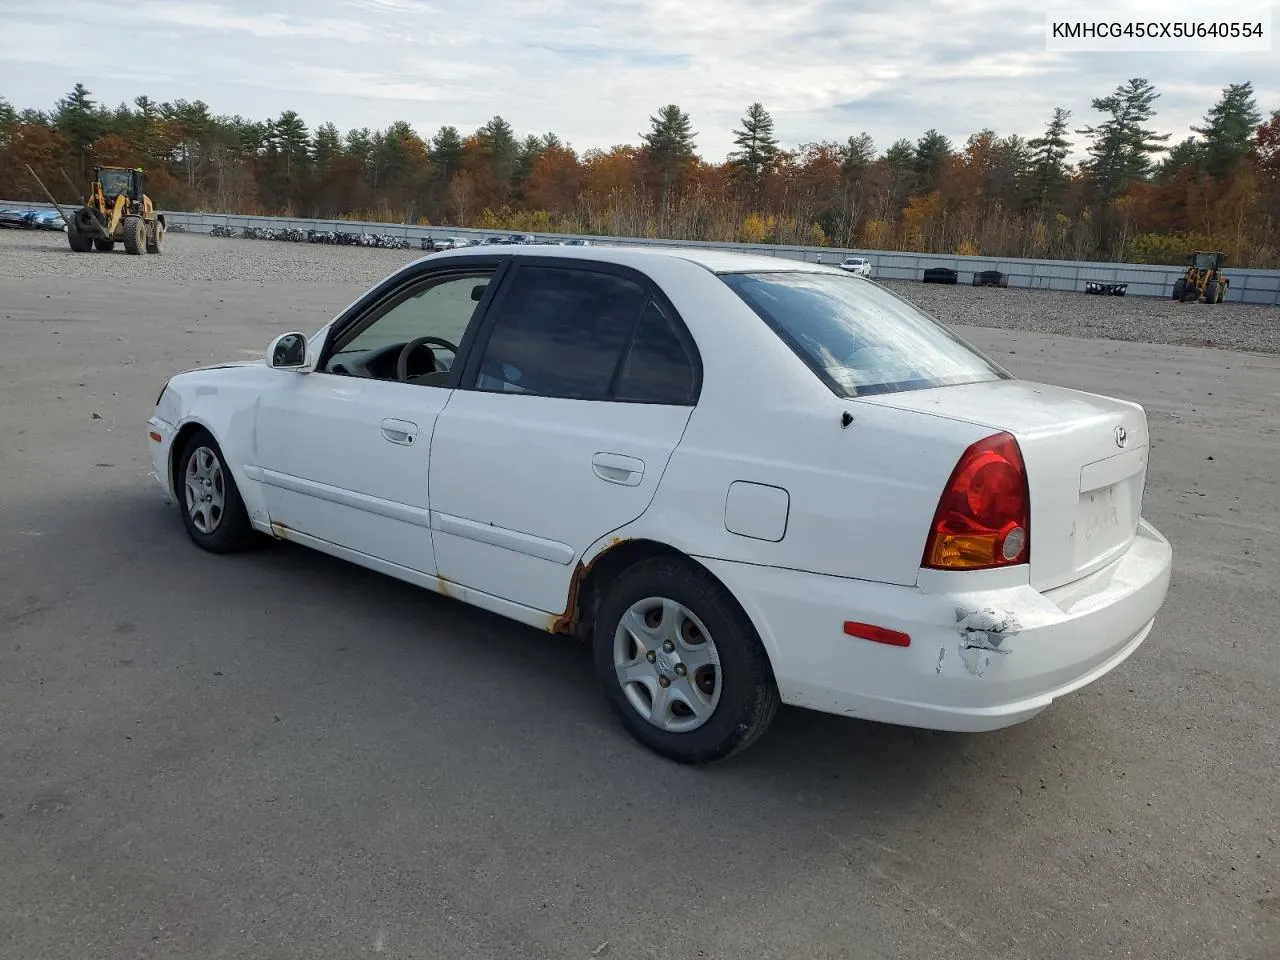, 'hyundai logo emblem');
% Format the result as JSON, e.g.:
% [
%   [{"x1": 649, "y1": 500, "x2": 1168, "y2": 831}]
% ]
[{"x1": 1114, "y1": 426, "x2": 1128, "y2": 448}]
